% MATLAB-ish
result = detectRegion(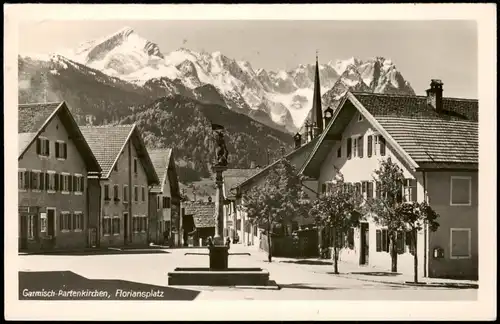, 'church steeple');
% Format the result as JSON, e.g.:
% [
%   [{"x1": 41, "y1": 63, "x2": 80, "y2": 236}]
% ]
[{"x1": 311, "y1": 51, "x2": 323, "y2": 137}]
